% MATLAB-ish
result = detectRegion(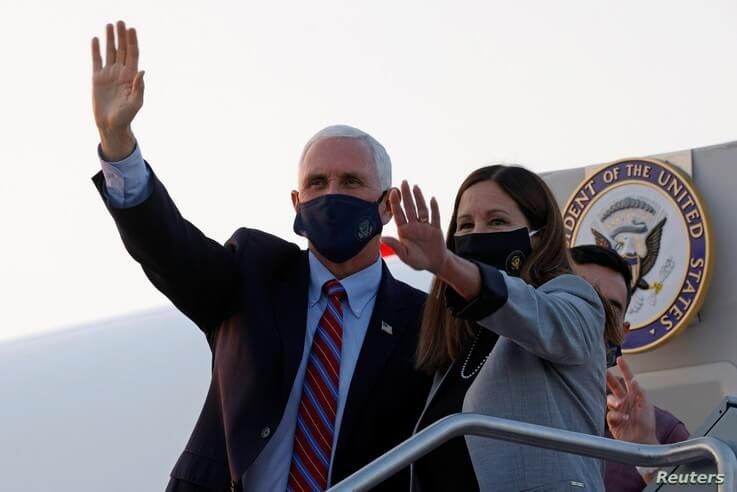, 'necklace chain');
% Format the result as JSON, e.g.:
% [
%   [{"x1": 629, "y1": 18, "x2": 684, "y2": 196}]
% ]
[{"x1": 460, "y1": 330, "x2": 491, "y2": 380}]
